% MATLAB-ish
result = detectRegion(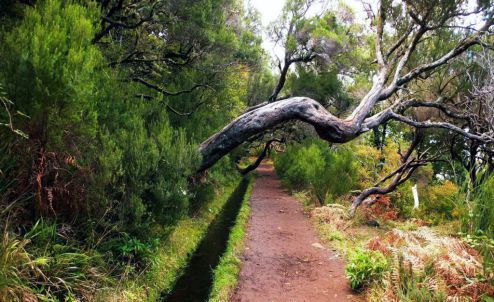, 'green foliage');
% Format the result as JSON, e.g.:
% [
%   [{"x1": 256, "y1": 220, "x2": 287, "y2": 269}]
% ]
[
  {"x1": 345, "y1": 248, "x2": 388, "y2": 291},
  {"x1": 0, "y1": 0, "x2": 101, "y2": 147},
  {"x1": 389, "y1": 175, "x2": 463, "y2": 223},
  {"x1": 287, "y1": 66, "x2": 351, "y2": 113},
  {"x1": 395, "y1": 180, "x2": 463, "y2": 223},
  {"x1": 274, "y1": 139, "x2": 358, "y2": 204},
  {"x1": 0, "y1": 0, "x2": 201, "y2": 233},
  {"x1": 421, "y1": 181, "x2": 462, "y2": 222},
  {"x1": 119, "y1": 234, "x2": 160, "y2": 265},
  {"x1": 0, "y1": 0, "x2": 262, "y2": 299}
]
